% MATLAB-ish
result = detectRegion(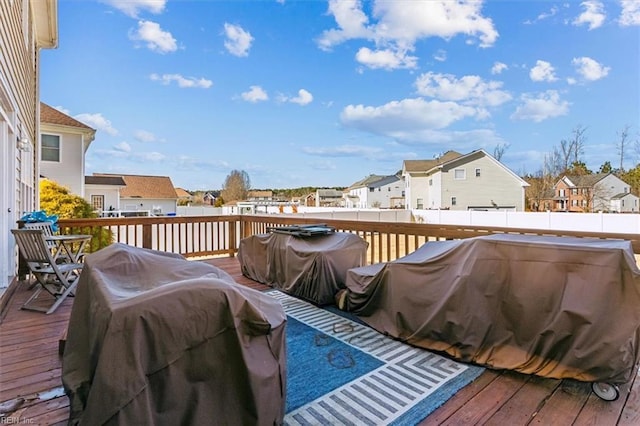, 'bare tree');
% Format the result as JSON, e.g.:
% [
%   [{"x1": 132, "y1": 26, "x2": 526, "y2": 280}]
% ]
[
  {"x1": 492, "y1": 143, "x2": 509, "y2": 161},
  {"x1": 221, "y1": 170, "x2": 251, "y2": 202},
  {"x1": 616, "y1": 125, "x2": 630, "y2": 173},
  {"x1": 557, "y1": 125, "x2": 587, "y2": 173},
  {"x1": 543, "y1": 150, "x2": 563, "y2": 177}
]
